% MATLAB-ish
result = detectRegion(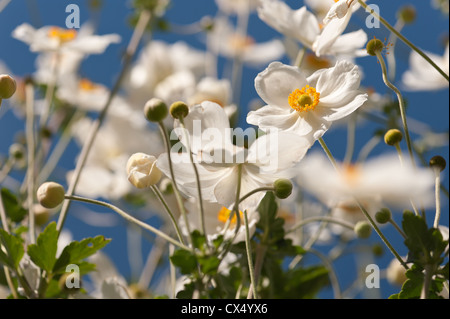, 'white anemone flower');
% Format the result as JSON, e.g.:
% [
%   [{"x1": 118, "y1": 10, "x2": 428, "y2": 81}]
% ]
[
  {"x1": 56, "y1": 77, "x2": 128, "y2": 113},
  {"x1": 247, "y1": 60, "x2": 367, "y2": 140},
  {"x1": 182, "y1": 198, "x2": 259, "y2": 243},
  {"x1": 401, "y1": 43, "x2": 449, "y2": 91},
  {"x1": 12, "y1": 23, "x2": 120, "y2": 54},
  {"x1": 68, "y1": 104, "x2": 163, "y2": 200},
  {"x1": 296, "y1": 152, "x2": 435, "y2": 212},
  {"x1": 157, "y1": 101, "x2": 312, "y2": 210},
  {"x1": 215, "y1": 0, "x2": 261, "y2": 14},
  {"x1": 207, "y1": 18, "x2": 285, "y2": 67},
  {"x1": 313, "y1": 0, "x2": 362, "y2": 57},
  {"x1": 188, "y1": 77, "x2": 237, "y2": 119},
  {"x1": 125, "y1": 40, "x2": 210, "y2": 107},
  {"x1": 257, "y1": 0, "x2": 367, "y2": 58}
]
